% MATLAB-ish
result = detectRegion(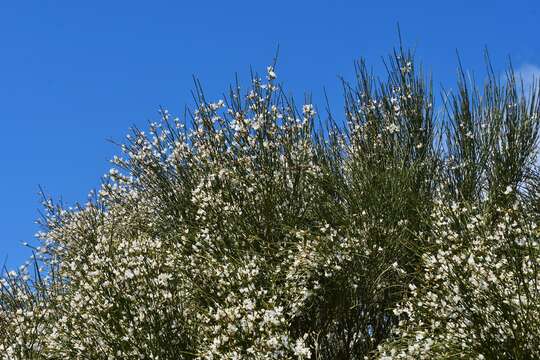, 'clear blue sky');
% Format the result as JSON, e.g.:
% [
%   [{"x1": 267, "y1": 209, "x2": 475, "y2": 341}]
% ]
[{"x1": 1, "y1": 0, "x2": 539, "y2": 269}]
